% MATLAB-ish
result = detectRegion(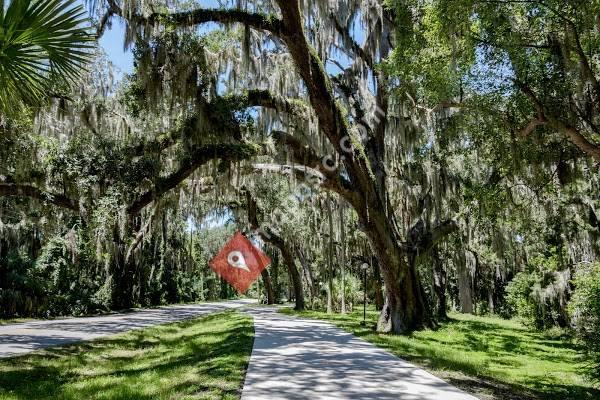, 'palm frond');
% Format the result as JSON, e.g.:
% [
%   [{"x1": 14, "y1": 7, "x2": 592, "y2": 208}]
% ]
[{"x1": 0, "y1": 0, "x2": 94, "y2": 115}]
